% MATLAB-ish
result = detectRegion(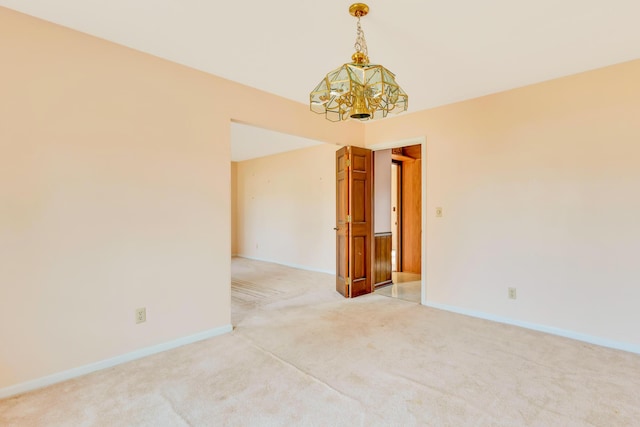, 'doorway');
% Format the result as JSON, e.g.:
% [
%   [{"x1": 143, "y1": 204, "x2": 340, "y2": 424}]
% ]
[
  {"x1": 391, "y1": 160, "x2": 401, "y2": 273},
  {"x1": 373, "y1": 142, "x2": 423, "y2": 303},
  {"x1": 230, "y1": 121, "x2": 339, "y2": 323}
]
